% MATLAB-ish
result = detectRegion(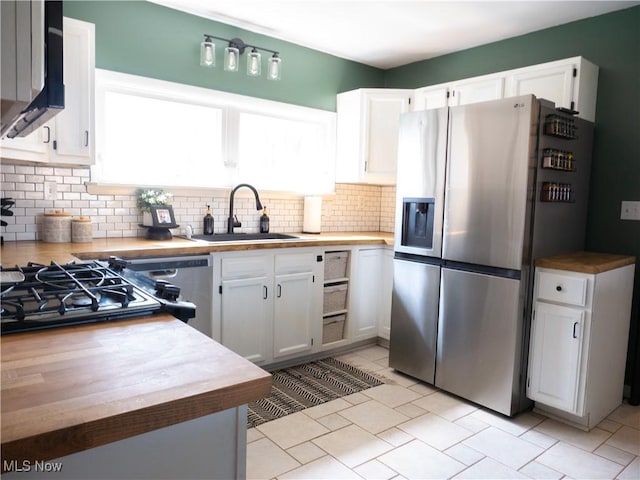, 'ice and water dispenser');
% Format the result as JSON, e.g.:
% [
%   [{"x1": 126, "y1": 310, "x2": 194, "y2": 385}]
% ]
[{"x1": 400, "y1": 197, "x2": 435, "y2": 250}]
